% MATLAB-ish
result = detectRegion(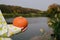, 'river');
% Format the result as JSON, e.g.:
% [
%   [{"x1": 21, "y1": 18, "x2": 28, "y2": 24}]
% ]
[{"x1": 5, "y1": 17, "x2": 52, "y2": 40}]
